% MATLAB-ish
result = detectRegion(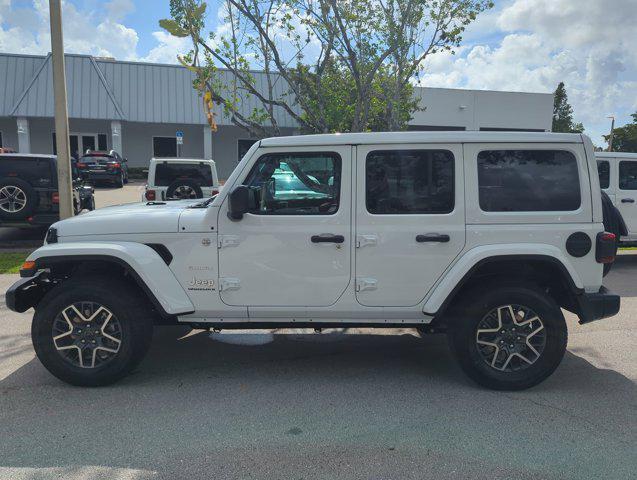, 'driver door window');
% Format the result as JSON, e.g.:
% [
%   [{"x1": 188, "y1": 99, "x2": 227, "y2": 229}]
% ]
[{"x1": 243, "y1": 152, "x2": 341, "y2": 215}]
